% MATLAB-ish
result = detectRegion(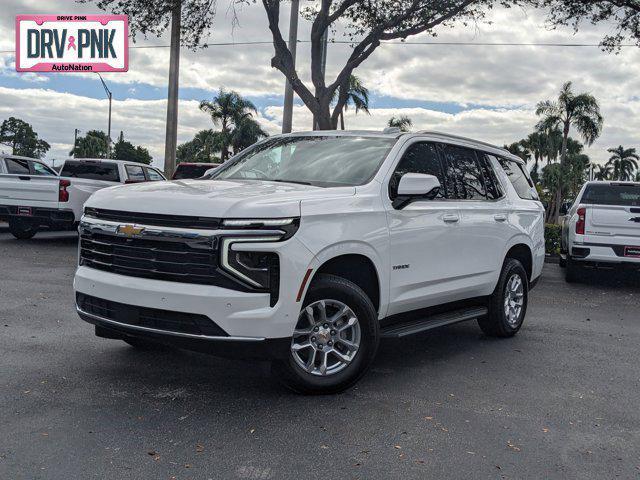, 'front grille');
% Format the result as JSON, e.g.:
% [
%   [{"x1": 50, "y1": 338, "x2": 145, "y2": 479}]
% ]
[
  {"x1": 79, "y1": 230, "x2": 247, "y2": 289},
  {"x1": 77, "y1": 293, "x2": 228, "y2": 336},
  {"x1": 84, "y1": 207, "x2": 221, "y2": 229}
]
